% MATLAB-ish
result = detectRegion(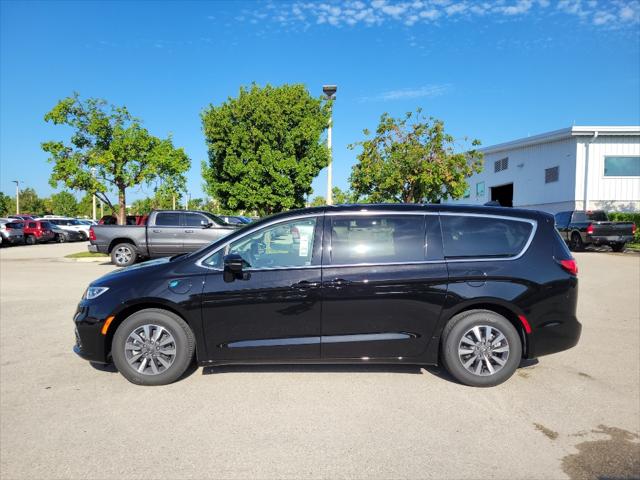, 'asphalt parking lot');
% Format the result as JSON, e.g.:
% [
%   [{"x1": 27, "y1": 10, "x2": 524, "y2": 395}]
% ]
[{"x1": 1, "y1": 242, "x2": 639, "y2": 480}]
